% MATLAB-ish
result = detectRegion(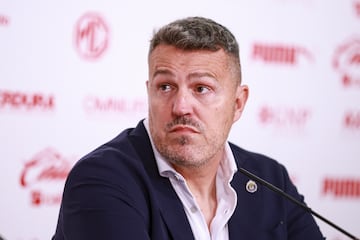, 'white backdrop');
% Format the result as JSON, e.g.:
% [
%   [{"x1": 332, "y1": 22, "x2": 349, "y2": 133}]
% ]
[{"x1": 1, "y1": 0, "x2": 360, "y2": 239}]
